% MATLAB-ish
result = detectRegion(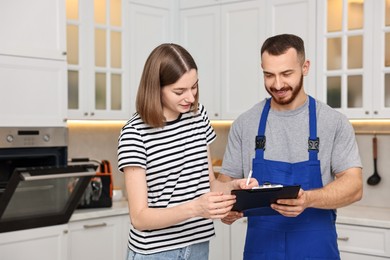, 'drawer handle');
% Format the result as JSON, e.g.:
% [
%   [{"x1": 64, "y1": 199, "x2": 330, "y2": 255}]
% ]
[
  {"x1": 337, "y1": 236, "x2": 349, "y2": 241},
  {"x1": 83, "y1": 222, "x2": 107, "y2": 229}
]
